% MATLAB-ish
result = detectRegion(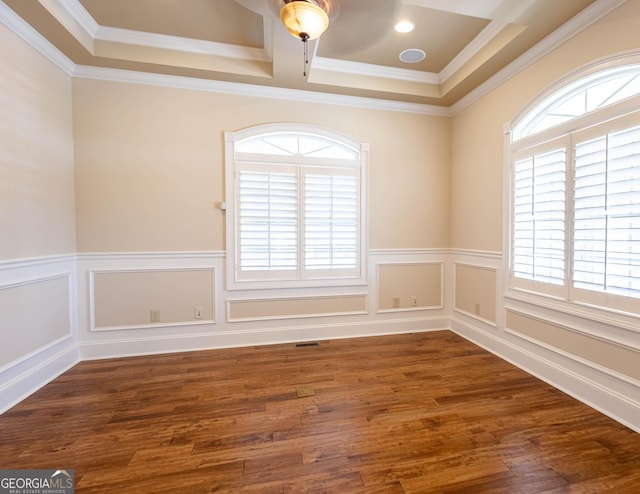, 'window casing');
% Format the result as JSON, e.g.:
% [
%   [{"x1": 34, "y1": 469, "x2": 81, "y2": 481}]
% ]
[
  {"x1": 509, "y1": 61, "x2": 640, "y2": 315},
  {"x1": 225, "y1": 124, "x2": 368, "y2": 290}
]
